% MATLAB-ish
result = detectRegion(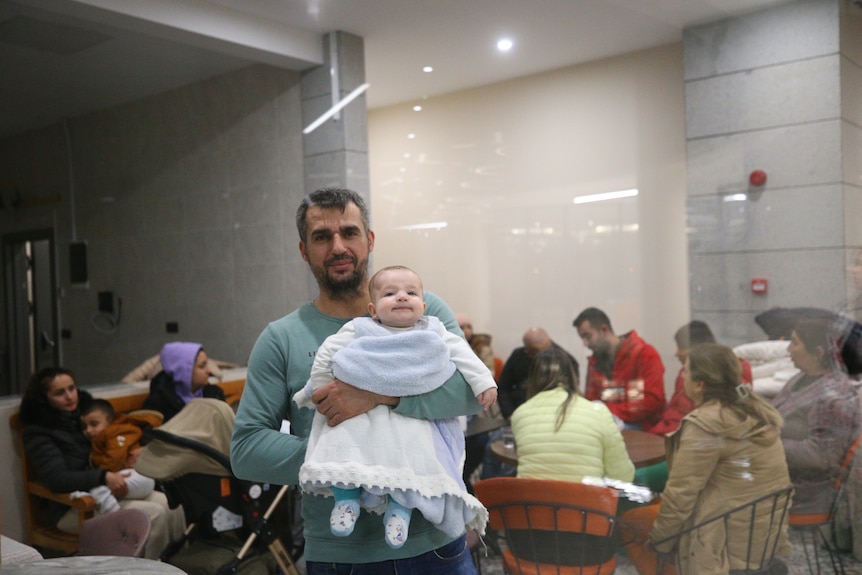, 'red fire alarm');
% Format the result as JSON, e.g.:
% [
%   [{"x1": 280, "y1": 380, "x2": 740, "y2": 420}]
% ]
[
  {"x1": 749, "y1": 169, "x2": 767, "y2": 187},
  {"x1": 751, "y1": 278, "x2": 768, "y2": 294}
]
